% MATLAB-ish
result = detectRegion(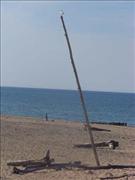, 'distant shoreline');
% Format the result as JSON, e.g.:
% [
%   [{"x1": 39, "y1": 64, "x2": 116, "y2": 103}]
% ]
[{"x1": 1, "y1": 114, "x2": 135, "y2": 127}]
